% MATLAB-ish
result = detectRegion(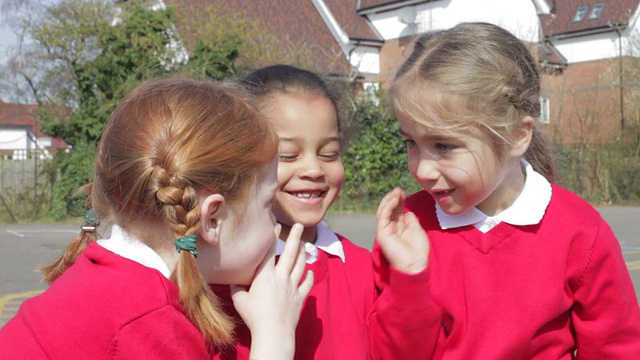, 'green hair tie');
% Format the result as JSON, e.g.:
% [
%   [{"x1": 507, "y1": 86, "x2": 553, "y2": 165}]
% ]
[
  {"x1": 84, "y1": 209, "x2": 97, "y2": 225},
  {"x1": 81, "y1": 209, "x2": 98, "y2": 232},
  {"x1": 174, "y1": 235, "x2": 198, "y2": 257}
]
